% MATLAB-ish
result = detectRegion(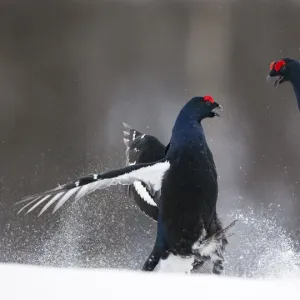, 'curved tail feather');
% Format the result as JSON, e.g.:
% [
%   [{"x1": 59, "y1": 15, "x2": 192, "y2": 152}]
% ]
[{"x1": 122, "y1": 122, "x2": 166, "y2": 221}]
